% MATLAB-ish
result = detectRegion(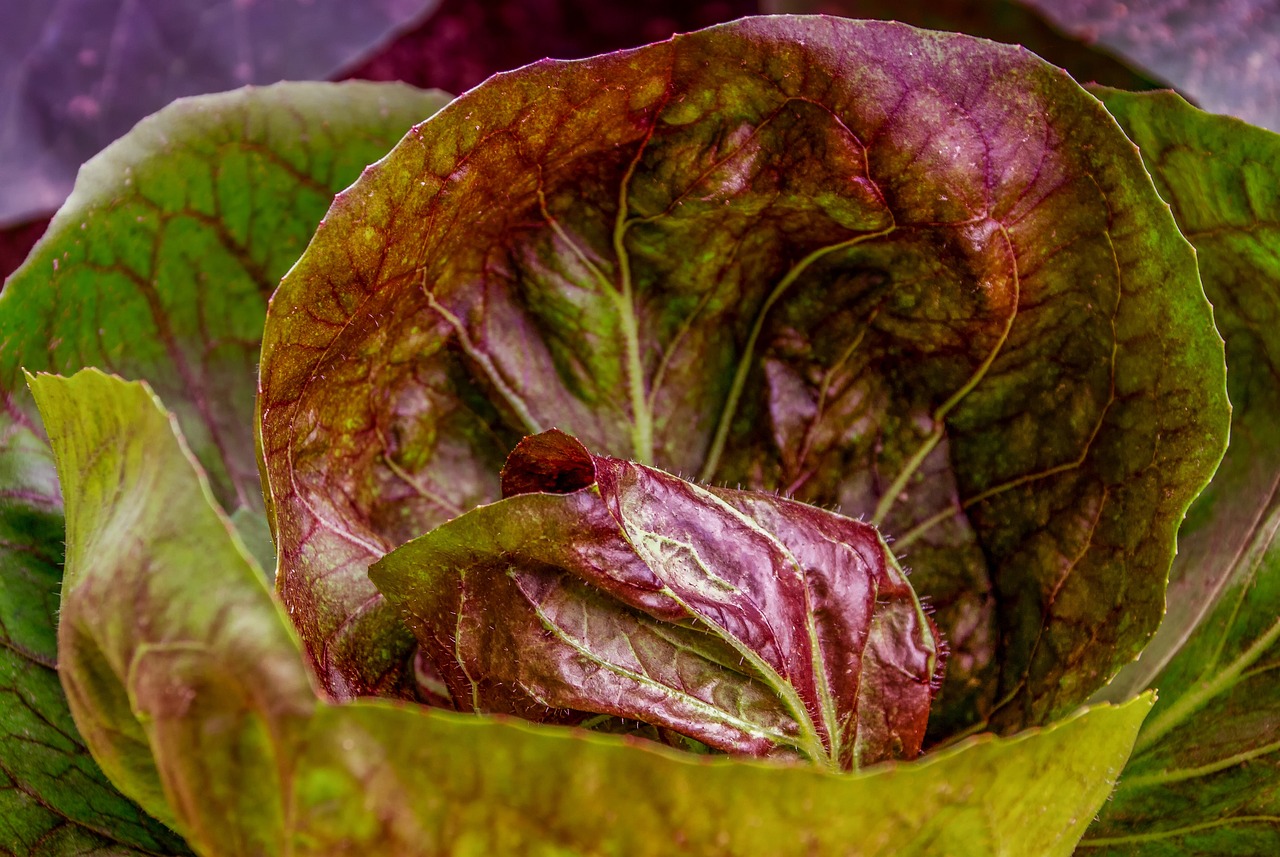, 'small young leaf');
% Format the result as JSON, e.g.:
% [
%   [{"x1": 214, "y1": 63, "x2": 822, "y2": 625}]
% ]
[
  {"x1": 33, "y1": 368, "x2": 1151, "y2": 857},
  {"x1": 371, "y1": 429, "x2": 941, "y2": 770}
]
